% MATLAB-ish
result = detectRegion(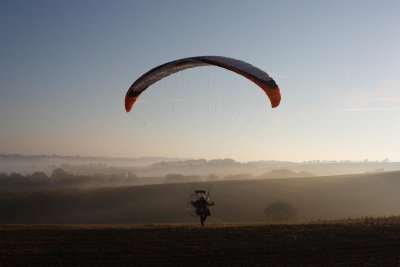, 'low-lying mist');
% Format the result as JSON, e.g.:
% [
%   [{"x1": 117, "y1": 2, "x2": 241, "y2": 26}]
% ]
[
  {"x1": 1, "y1": 170, "x2": 399, "y2": 224},
  {"x1": 1, "y1": 154, "x2": 399, "y2": 178}
]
